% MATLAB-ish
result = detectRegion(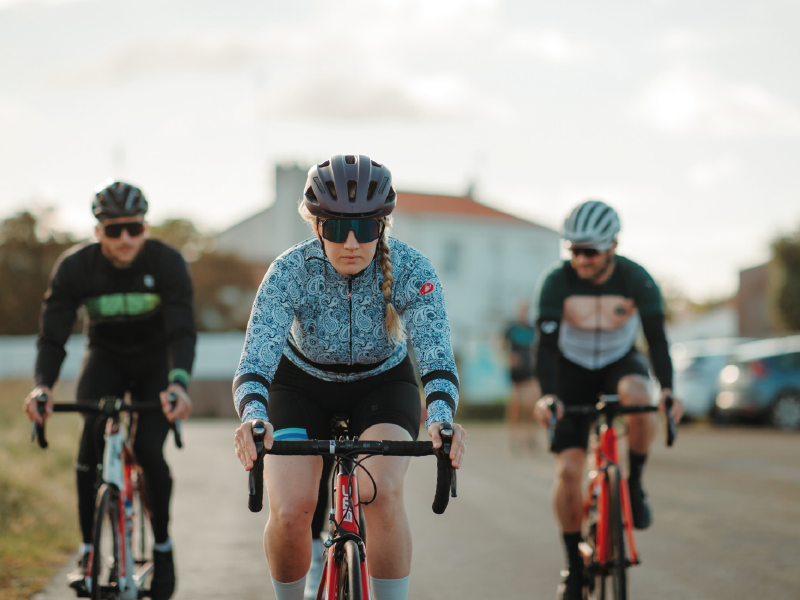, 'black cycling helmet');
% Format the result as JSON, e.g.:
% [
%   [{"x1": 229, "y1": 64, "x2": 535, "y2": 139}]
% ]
[
  {"x1": 92, "y1": 180, "x2": 148, "y2": 221},
  {"x1": 303, "y1": 155, "x2": 396, "y2": 219}
]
